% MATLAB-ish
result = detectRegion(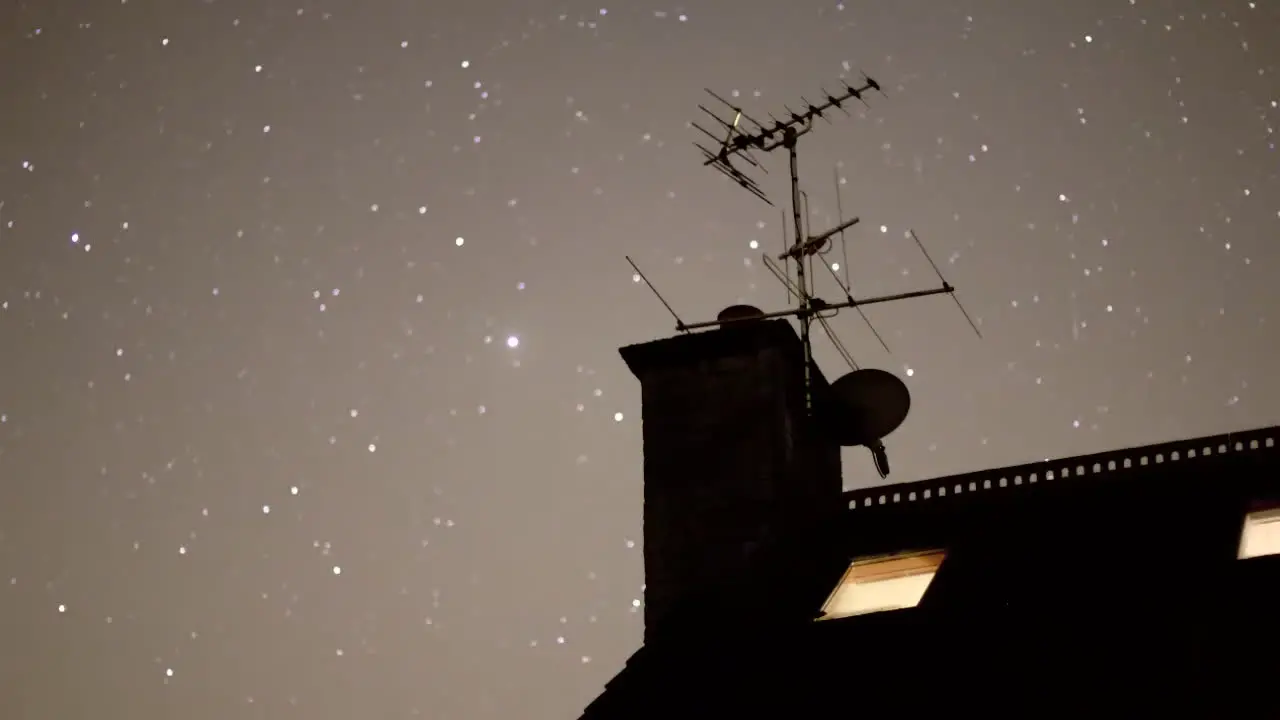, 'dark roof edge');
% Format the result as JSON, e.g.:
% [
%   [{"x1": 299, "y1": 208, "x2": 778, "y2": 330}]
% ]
[{"x1": 843, "y1": 425, "x2": 1280, "y2": 511}]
